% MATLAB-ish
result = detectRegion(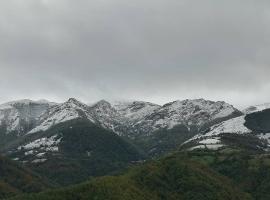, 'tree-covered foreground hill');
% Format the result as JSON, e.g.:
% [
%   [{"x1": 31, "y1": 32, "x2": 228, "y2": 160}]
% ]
[
  {"x1": 8, "y1": 151, "x2": 252, "y2": 200},
  {"x1": 0, "y1": 155, "x2": 51, "y2": 199},
  {"x1": 185, "y1": 148, "x2": 270, "y2": 200}
]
